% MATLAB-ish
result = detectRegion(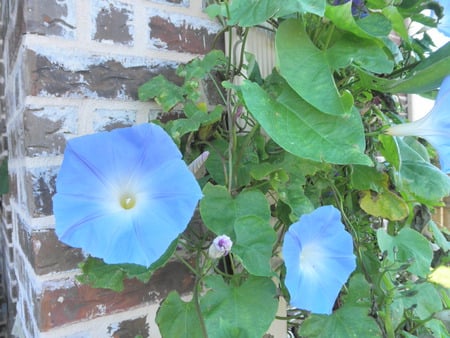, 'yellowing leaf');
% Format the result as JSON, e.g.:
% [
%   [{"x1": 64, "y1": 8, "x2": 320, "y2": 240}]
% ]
[{"x1": 360, "y1": 190, "x2": 409, "y2": 221}]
